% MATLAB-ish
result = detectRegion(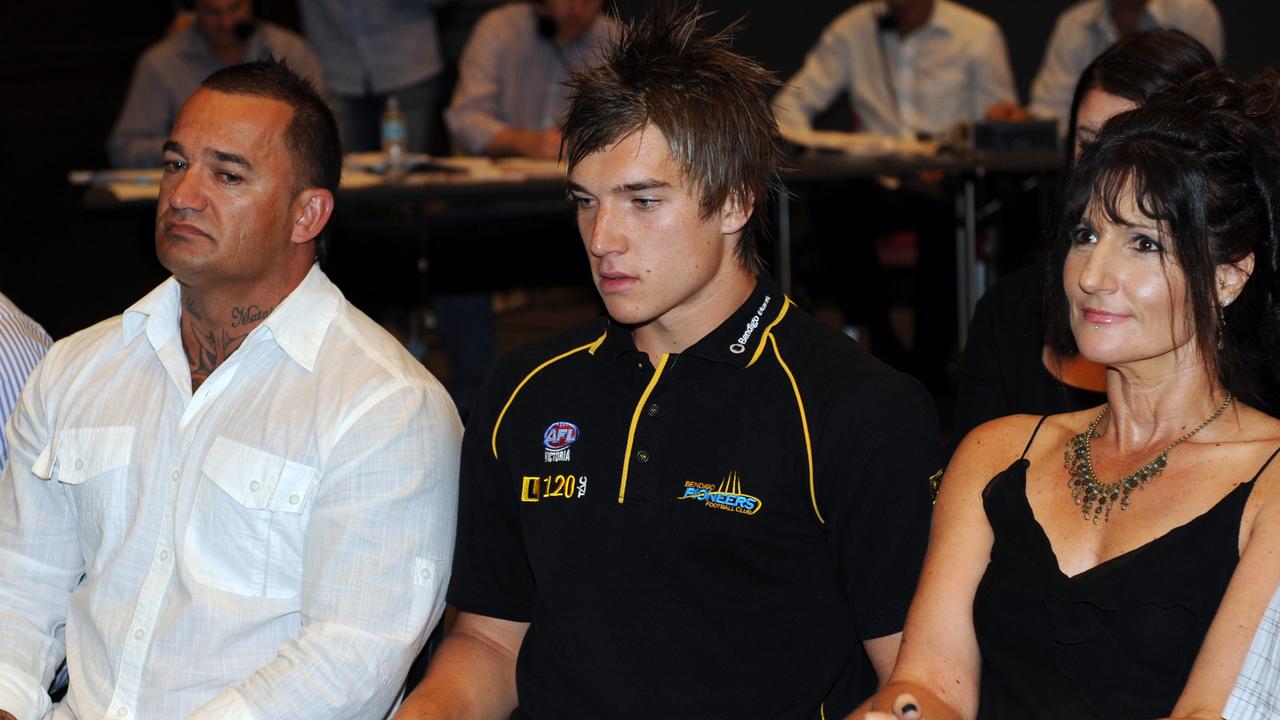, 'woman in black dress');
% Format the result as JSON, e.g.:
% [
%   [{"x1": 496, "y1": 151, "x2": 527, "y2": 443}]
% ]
[{"x1": 856, "y1": 70, "x2": 1280, "y2": 719}]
